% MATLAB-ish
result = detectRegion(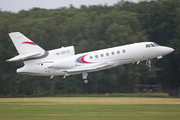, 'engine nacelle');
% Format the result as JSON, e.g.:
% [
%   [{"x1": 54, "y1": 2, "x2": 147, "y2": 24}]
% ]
[
  {"x1": 48, "y1": 46, "x2": 75, "y2": 59},
  {"x1": 50, "y1": 56, "x2": 75, "y2": 69}
]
